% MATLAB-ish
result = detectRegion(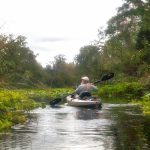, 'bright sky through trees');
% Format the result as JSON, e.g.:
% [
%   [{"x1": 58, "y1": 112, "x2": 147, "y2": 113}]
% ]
[{"x1": 0, "y1": 0, "x2": 123, "y2": 66}]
